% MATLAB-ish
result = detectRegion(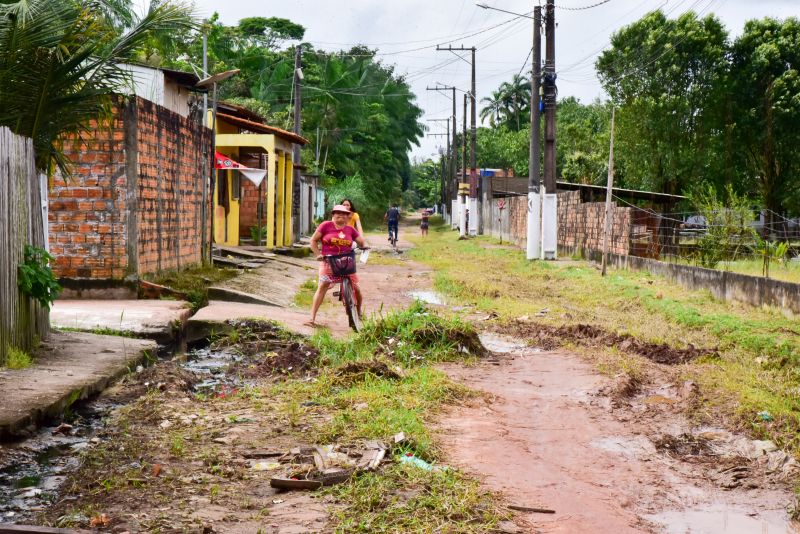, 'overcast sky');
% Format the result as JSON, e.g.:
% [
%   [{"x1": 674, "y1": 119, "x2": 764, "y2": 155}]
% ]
[{"x1": 185, "y1": 0, "x2": 798, "y2": 161}]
